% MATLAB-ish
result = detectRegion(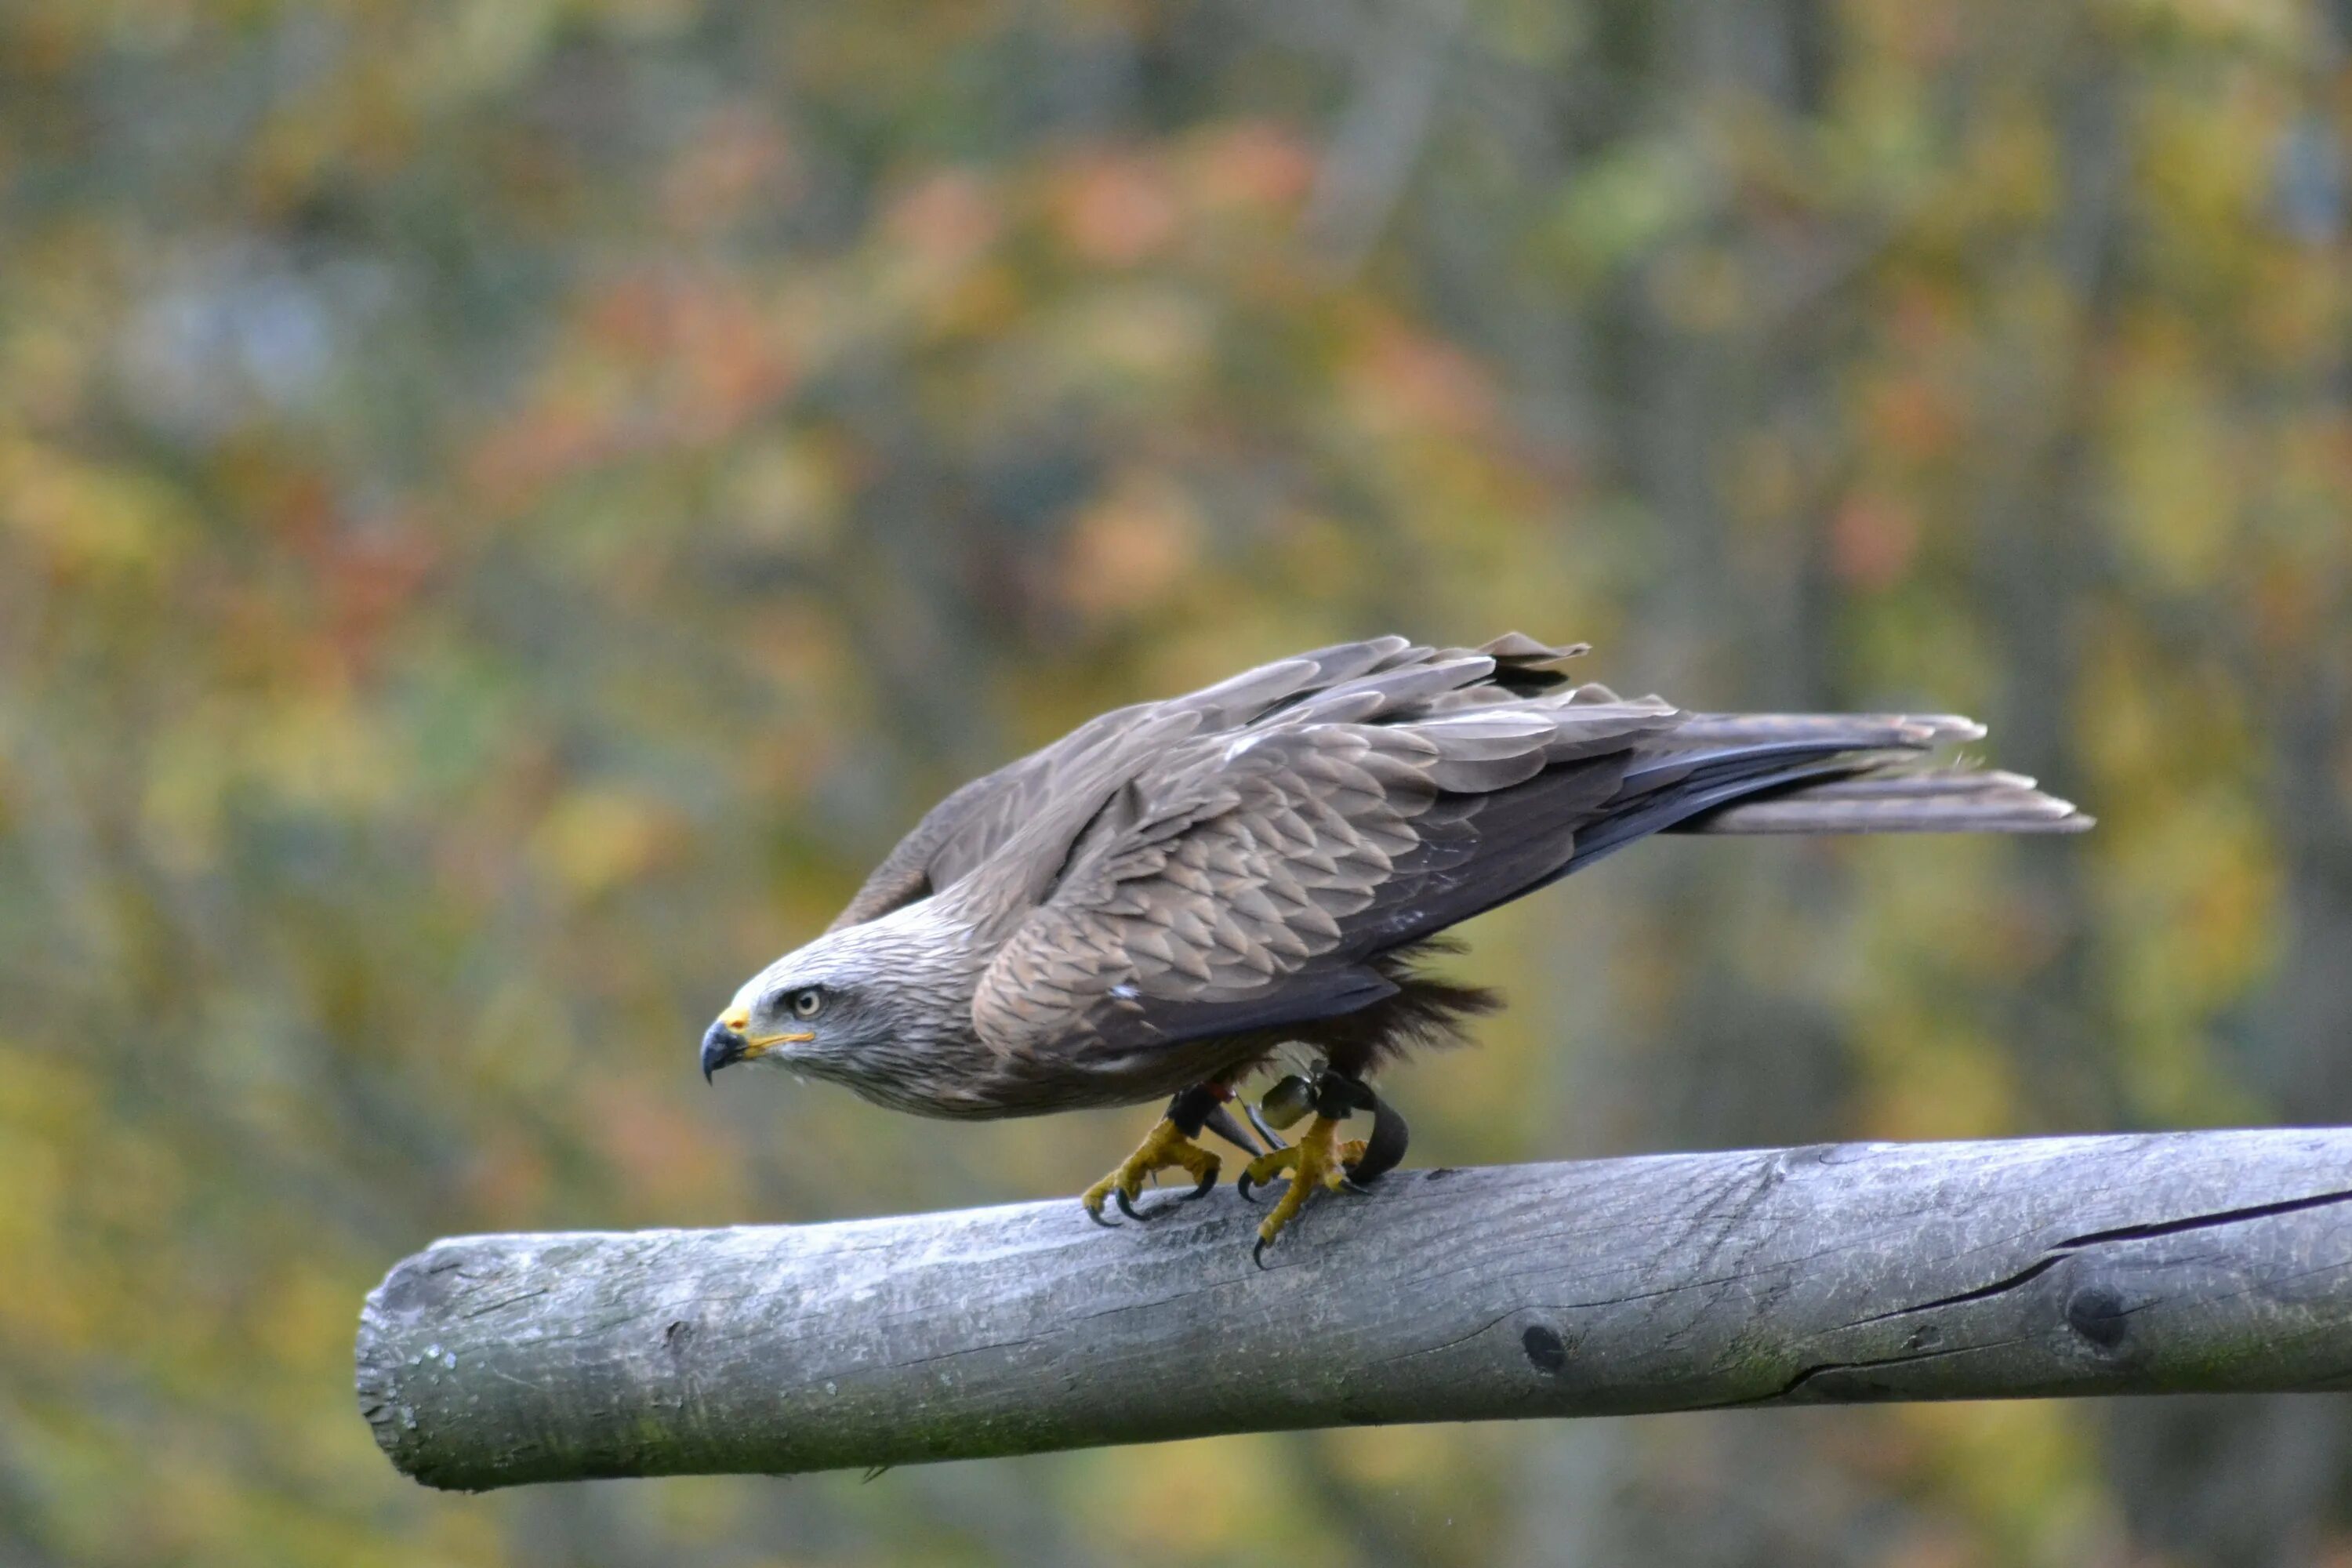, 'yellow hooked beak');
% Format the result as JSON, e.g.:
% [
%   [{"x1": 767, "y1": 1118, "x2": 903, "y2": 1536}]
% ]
[
  {"x1": 722, "y1": 1007, "x2": 813, "y2": 1058},
  {"x1": 702, "y1": 1007, "x2": 815, "y2": 1080}
]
